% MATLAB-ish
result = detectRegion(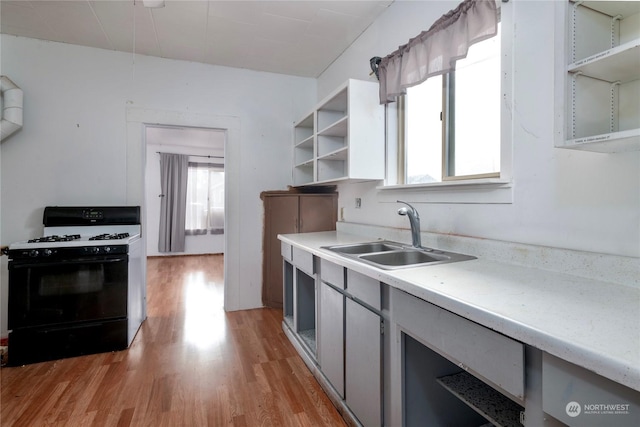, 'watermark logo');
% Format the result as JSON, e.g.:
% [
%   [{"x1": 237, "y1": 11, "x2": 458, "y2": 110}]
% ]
[
  {"x1": 565, "y1": 401, "x2": 632, "y2": 418},
  {"x1": 566, "y1": 401, "x2": 581, "y2": 417}
]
